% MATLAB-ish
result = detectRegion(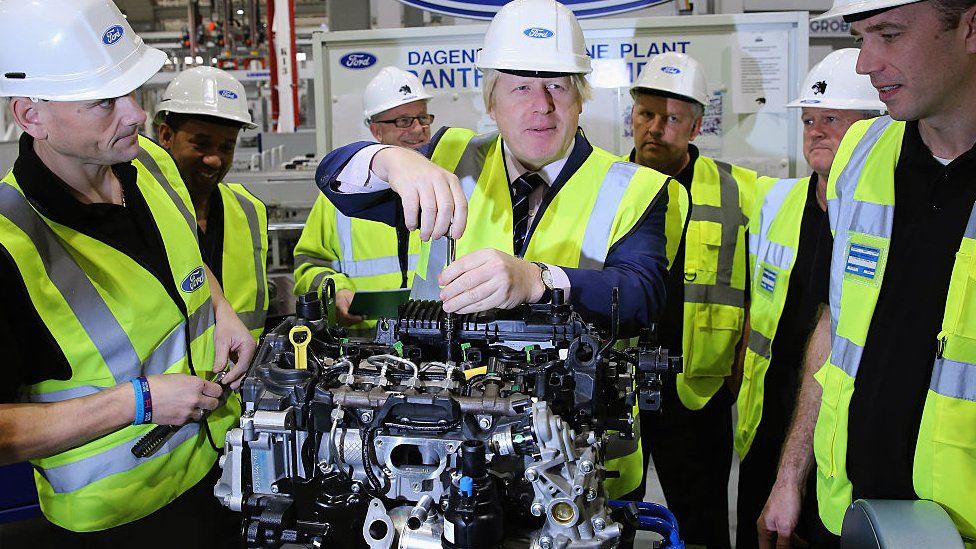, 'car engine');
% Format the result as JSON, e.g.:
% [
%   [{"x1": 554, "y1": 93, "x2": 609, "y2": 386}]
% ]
[{"x1": 215, "y1": 287, "x2": 680, "y2": 548}]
